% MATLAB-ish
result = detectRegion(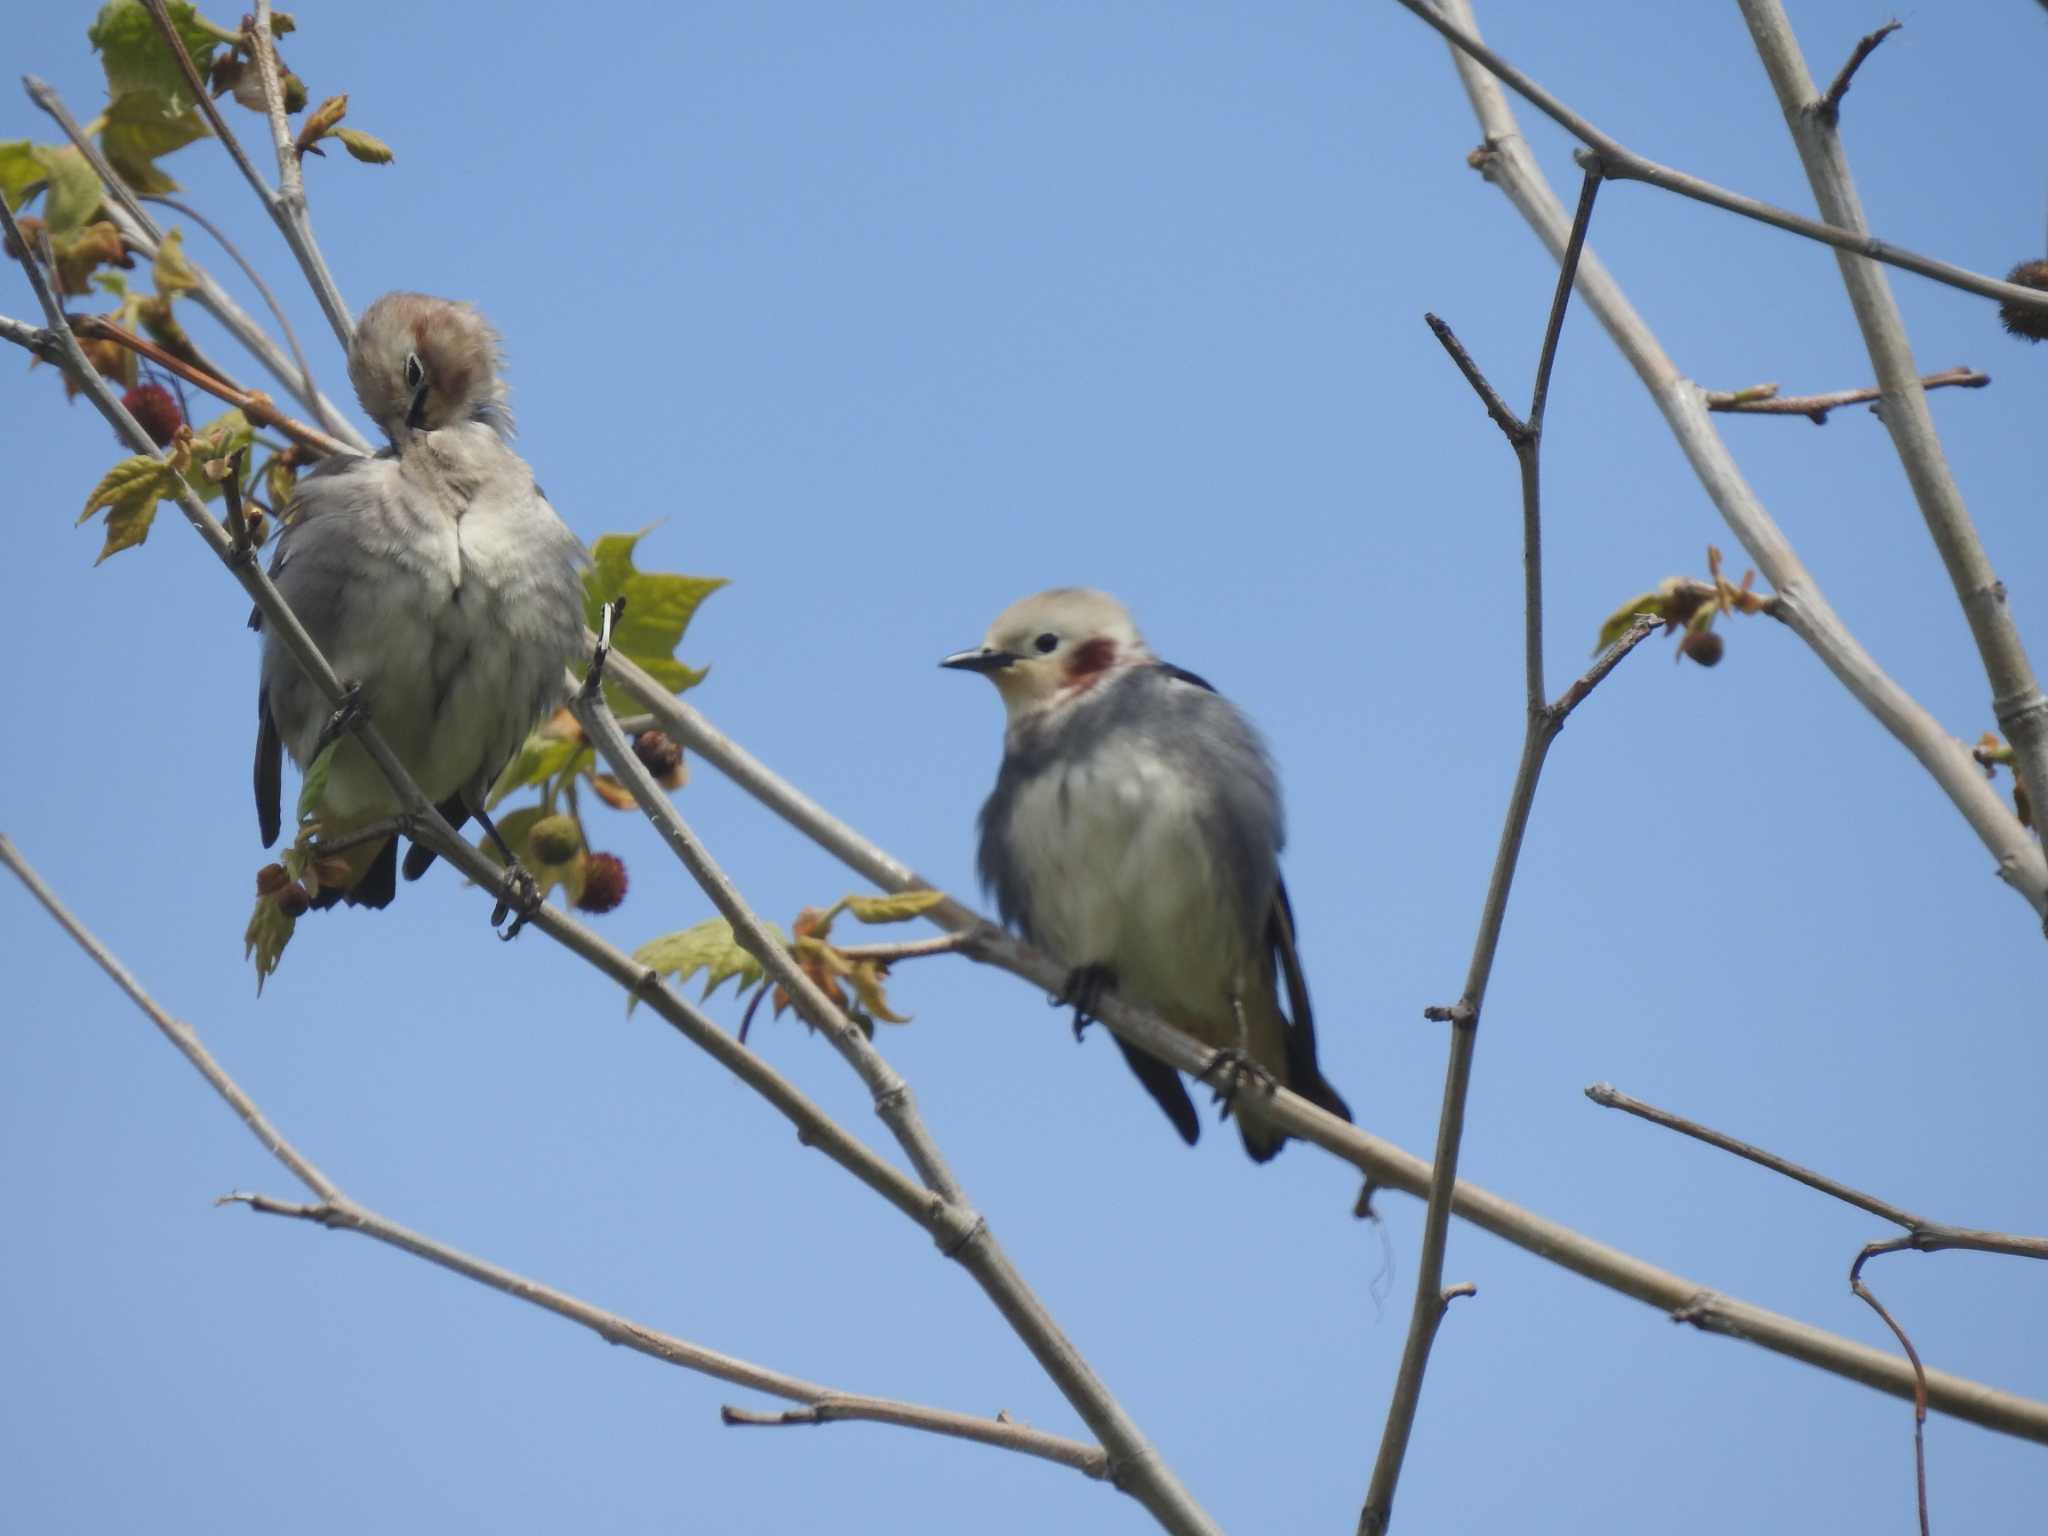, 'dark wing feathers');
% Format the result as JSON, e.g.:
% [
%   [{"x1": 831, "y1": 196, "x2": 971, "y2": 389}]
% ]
[
  {"x1": 1269, "y1": 879, "x2": 1351, "y2": 1124},
  {"x1": 255, "y1": 692, "x2": 283, "y2": 848},
  {"x1": 1111, "y1": 1037, "x2": 1202, "y2": 1146}
]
